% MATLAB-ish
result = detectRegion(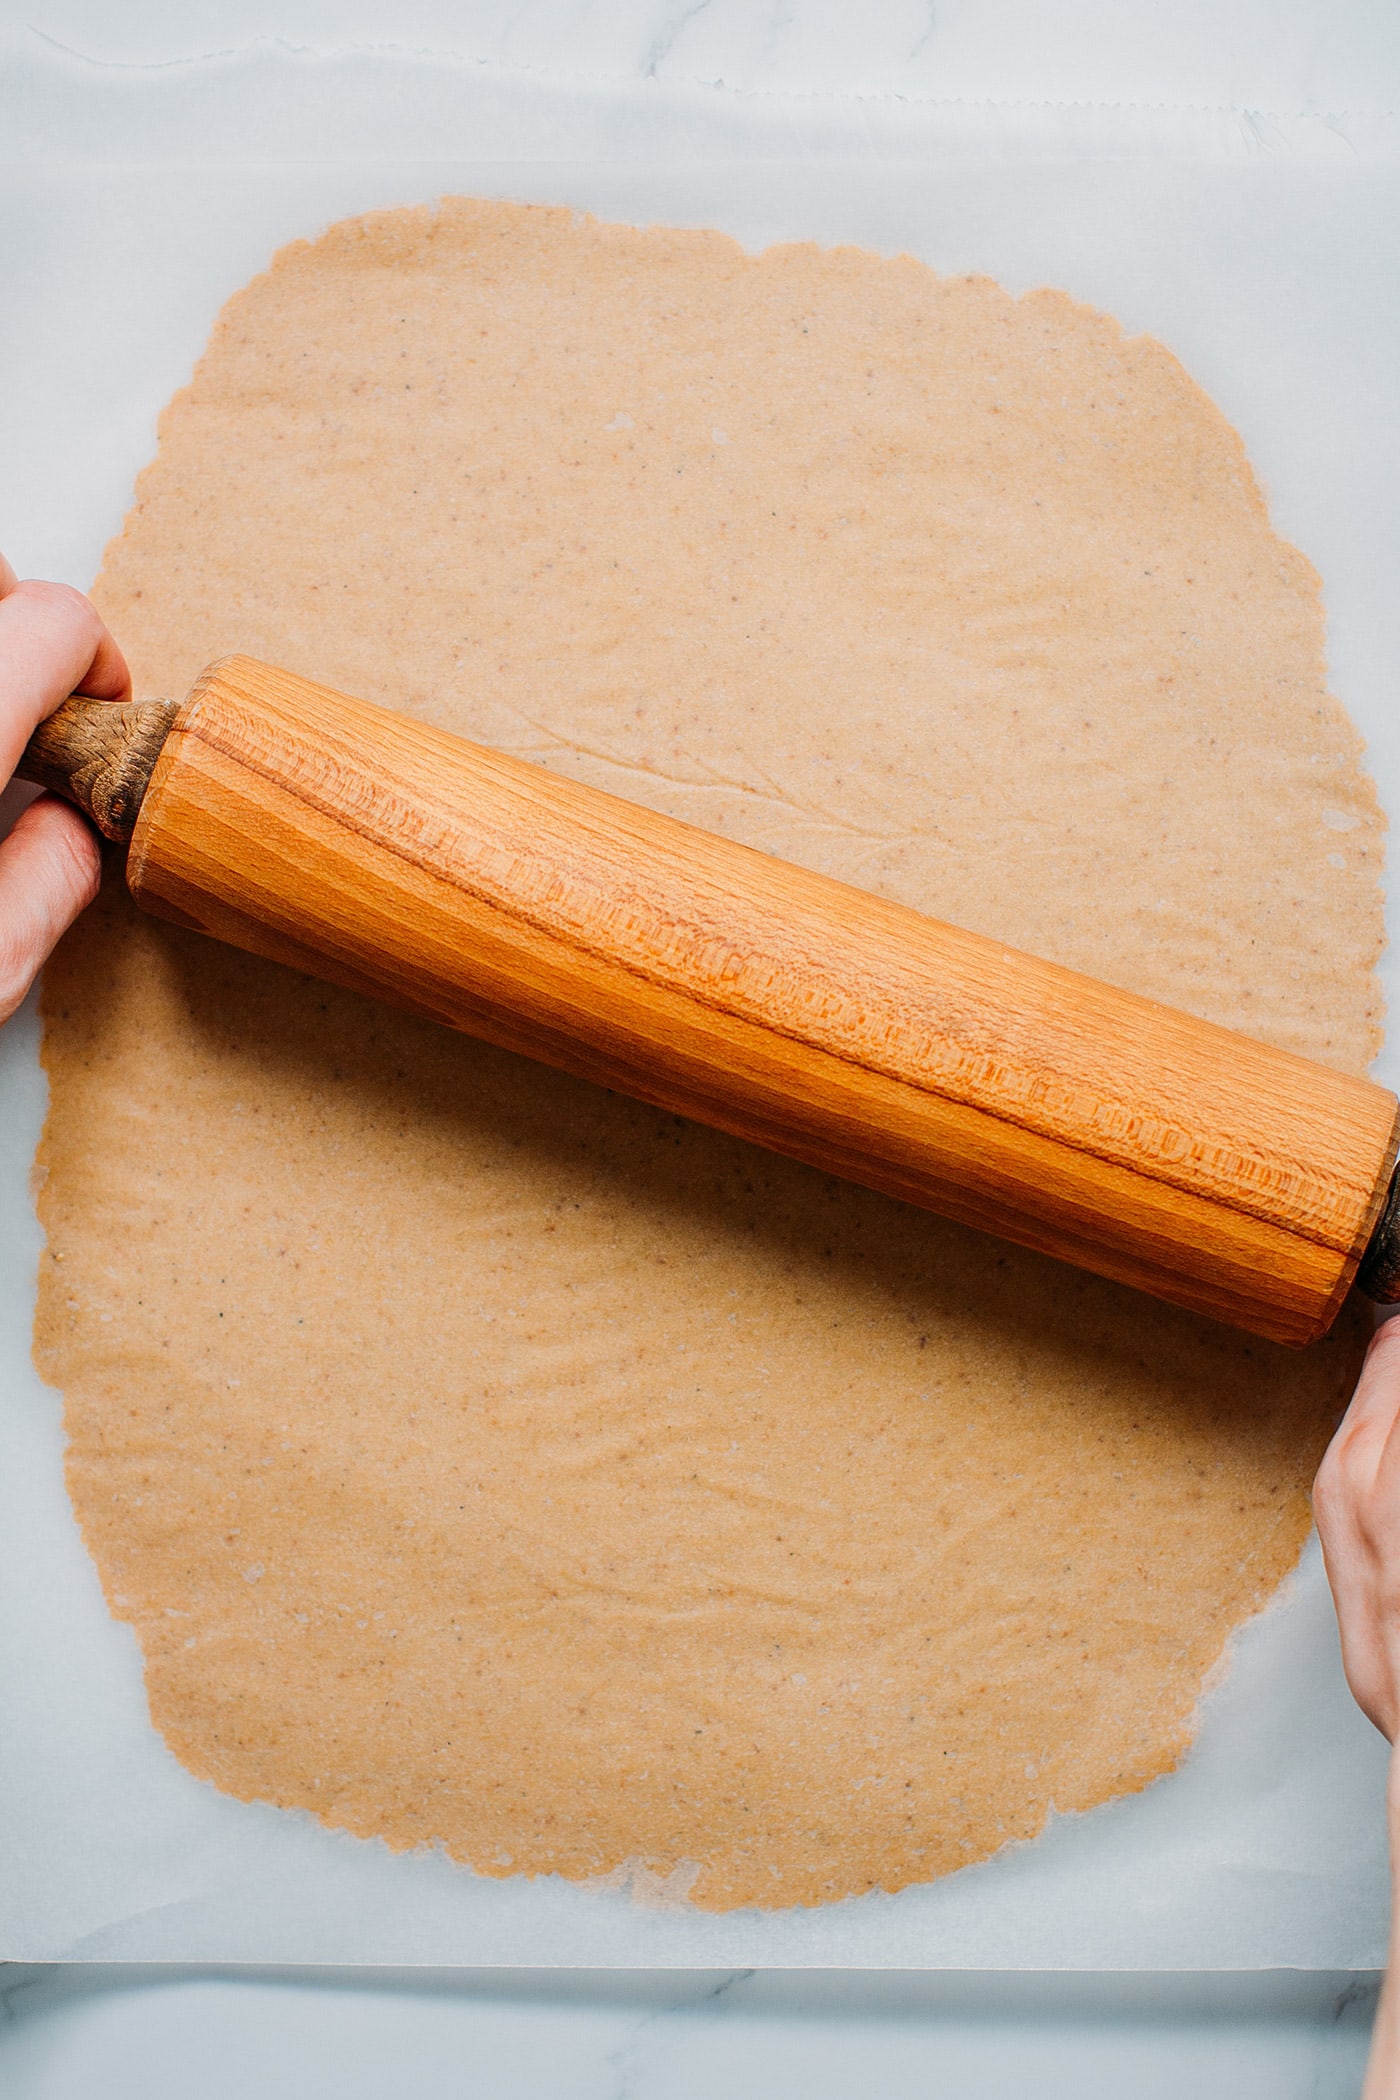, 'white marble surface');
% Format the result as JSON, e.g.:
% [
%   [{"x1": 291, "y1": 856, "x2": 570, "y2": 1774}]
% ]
[
  {"x1": 2, "y1": 0, "x2": 1399, "y2": 111},
  {"x1": 0, "y1": 1967, "x2": 1383, "y2": 2100},
  {"x1": 3, "y1": 0, "x2": 1400, "y2": 2084}
]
